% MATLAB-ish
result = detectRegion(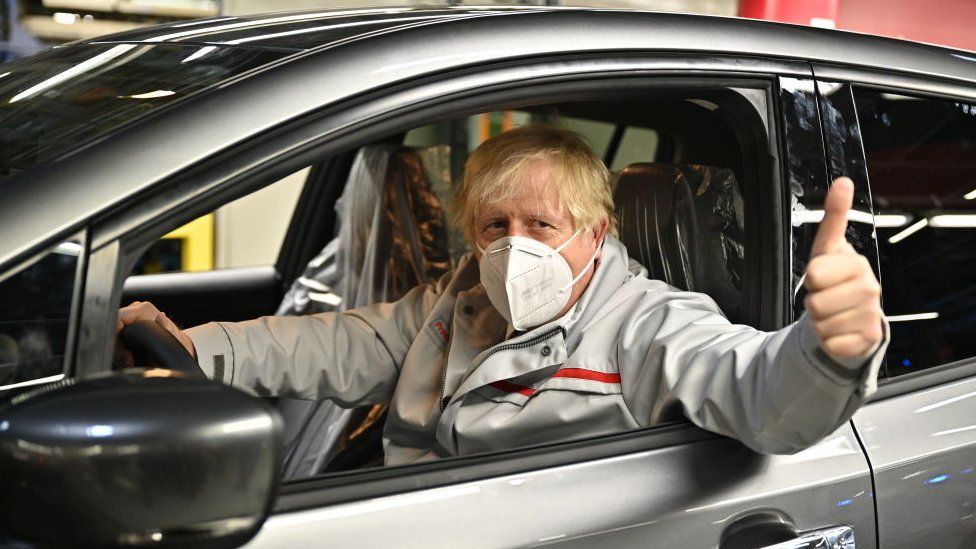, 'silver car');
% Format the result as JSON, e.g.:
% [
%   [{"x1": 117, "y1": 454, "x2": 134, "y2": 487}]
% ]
[{"x1": 0, "y1": 7, "x2": 974, "y2": 548}]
